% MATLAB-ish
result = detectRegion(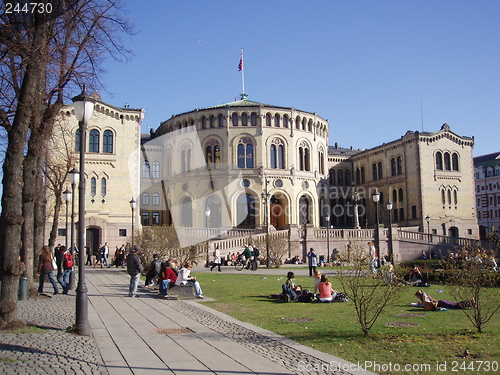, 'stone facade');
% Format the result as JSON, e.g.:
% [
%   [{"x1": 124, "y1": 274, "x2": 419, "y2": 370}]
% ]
[
  {"x1": 46, "y1": 99, "x2": 144, "y2": 252},
  {"x1": 474, "y1": 151, "x2": 500, "y2": 237}
]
